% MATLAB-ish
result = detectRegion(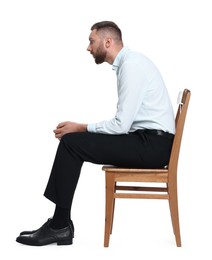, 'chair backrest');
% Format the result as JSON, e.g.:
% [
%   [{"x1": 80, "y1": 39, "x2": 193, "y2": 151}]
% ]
[{"x1": 168, "y1": 89, "x2": 191, "y2": 183}]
